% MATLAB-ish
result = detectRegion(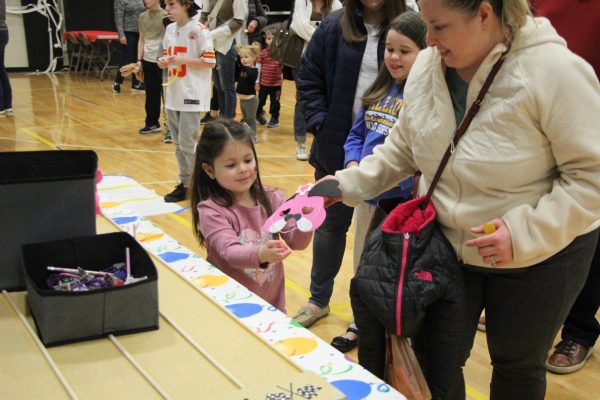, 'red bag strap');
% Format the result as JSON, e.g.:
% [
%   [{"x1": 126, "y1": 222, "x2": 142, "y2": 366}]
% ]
[{"x1": 423, "y1": 47, "x2": 510, "y2": 205}]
